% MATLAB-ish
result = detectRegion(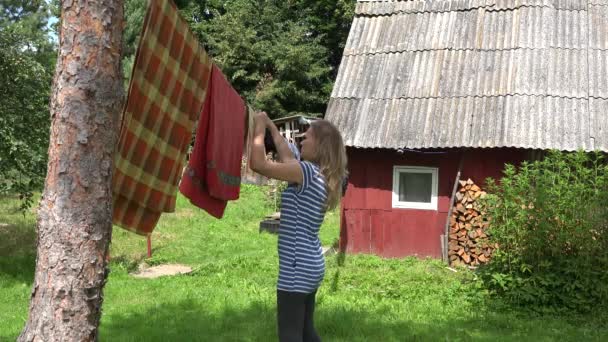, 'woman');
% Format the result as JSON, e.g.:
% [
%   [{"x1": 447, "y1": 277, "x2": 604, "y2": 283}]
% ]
[{"x1": 250, "y1": 112, "x2": 347, "y2": 342}]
